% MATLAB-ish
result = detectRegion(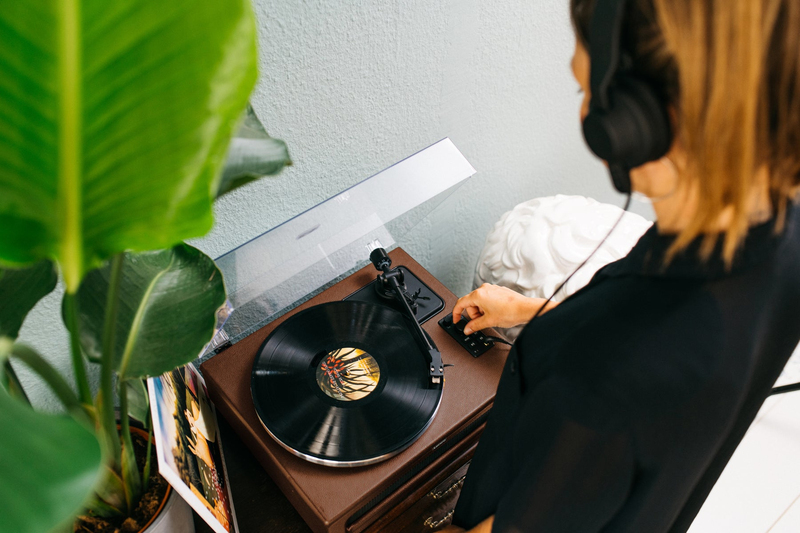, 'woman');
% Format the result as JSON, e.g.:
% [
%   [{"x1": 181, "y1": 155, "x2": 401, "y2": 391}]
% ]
[{"x1": 443, "y1": 0, "x2": 800, "y2": 531}]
